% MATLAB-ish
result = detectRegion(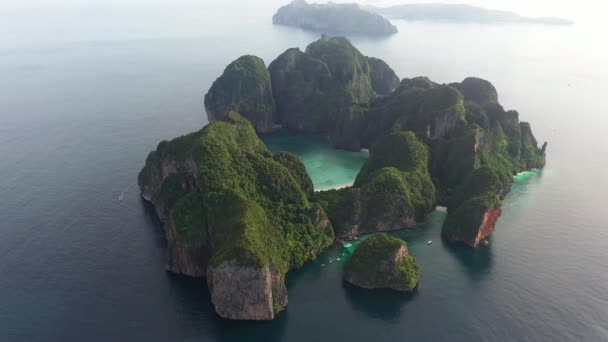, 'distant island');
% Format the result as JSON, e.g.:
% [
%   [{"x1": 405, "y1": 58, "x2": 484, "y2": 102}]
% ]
[
  {"x1": 367, "y1": 3, "x2": 573, "y2": 26},
  {"x1": 273, "y1": 0, "x2": 398, "y2": 36},
  {"x1": 139, "y1": 35, "x2": 546, "y2": 321}
]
